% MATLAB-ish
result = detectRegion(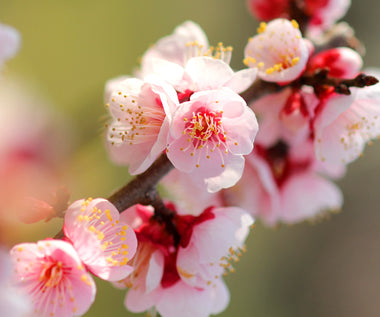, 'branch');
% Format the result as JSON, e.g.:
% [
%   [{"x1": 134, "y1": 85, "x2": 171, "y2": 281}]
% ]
[
  {"x1": 300, "y1": 70, "x2": 379, "y2": 95},
  {"x1": 108, "y1": 153, "x2": 174, "y2": 212}
]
